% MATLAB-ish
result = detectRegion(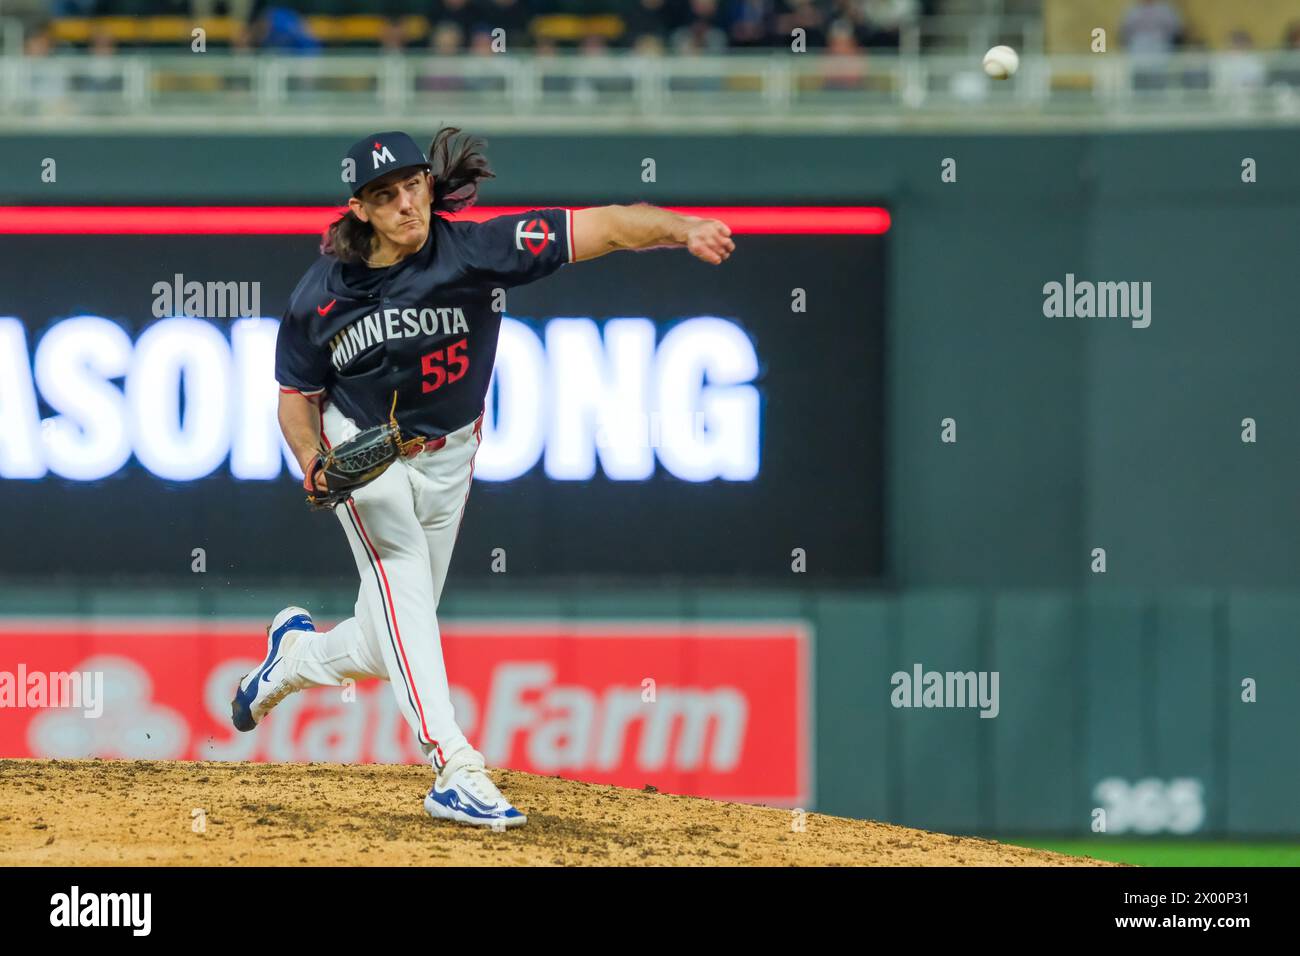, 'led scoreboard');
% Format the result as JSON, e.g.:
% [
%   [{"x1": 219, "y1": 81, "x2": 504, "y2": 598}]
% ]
[{"x1": 0, "y1": 206, "x2": 888, "y2": 582}]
